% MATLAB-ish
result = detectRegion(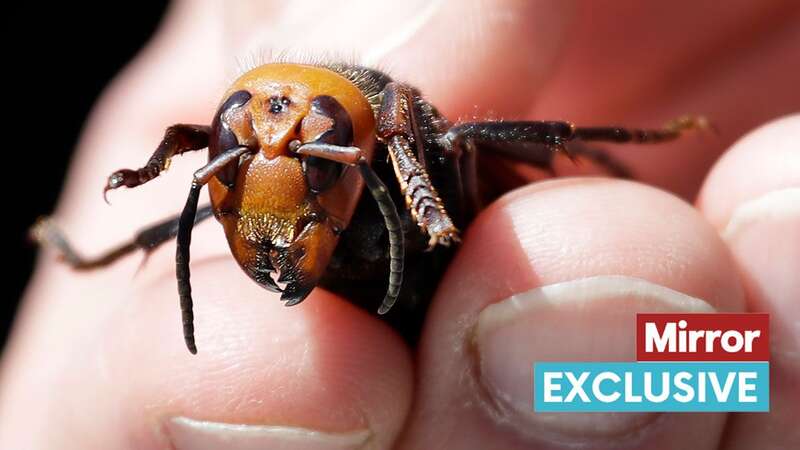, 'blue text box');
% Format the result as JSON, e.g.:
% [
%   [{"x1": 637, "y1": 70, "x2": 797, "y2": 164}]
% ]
[{"x1": 534, "y1": 362, "x2": 769, "y2": 412}]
